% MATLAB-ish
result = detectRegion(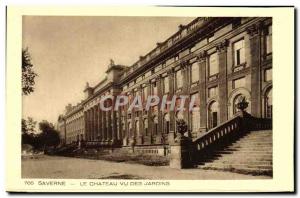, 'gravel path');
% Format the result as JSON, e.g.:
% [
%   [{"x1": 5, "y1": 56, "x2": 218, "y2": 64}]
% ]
[{"x1": 22, "y1": 155, "x2": 271, "y2": 180}]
